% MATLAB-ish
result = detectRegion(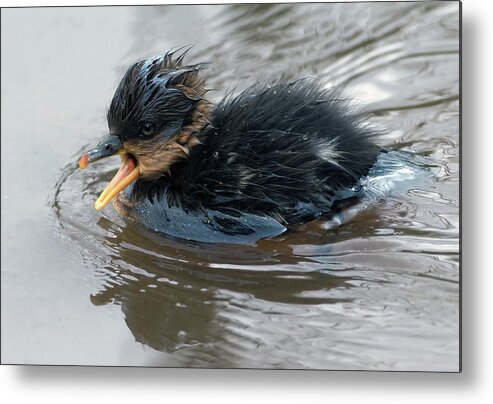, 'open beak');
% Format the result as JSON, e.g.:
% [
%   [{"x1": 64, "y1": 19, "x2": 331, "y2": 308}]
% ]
[{"x1": 79, "y1": 135, "x2": 140, "y2": 211}]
